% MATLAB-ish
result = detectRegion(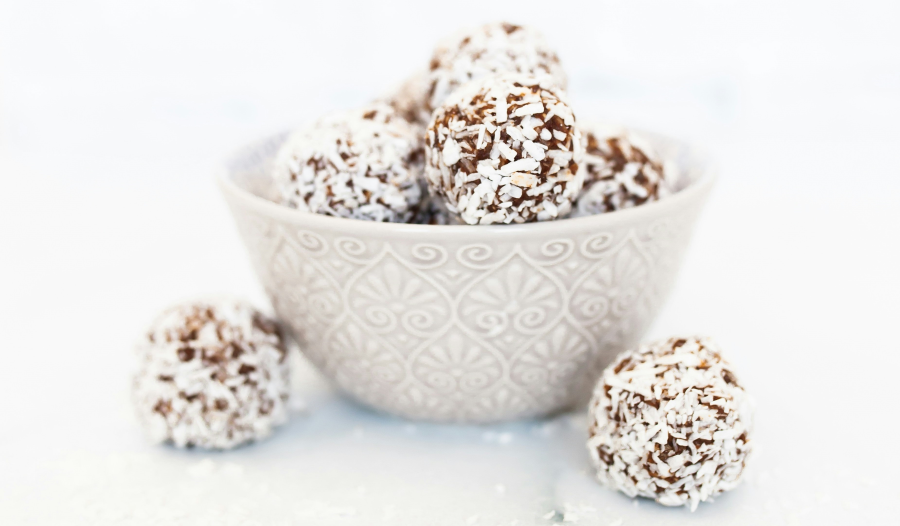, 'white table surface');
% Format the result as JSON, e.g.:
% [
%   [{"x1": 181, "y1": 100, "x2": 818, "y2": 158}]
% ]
[{"x1": 1, "y1": 1, "x2": 899, "y2": 524}]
